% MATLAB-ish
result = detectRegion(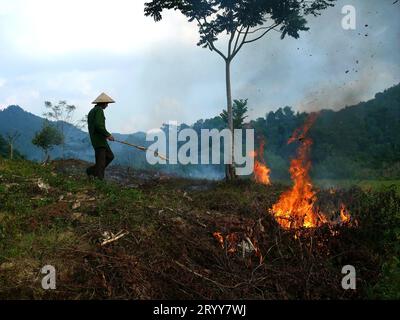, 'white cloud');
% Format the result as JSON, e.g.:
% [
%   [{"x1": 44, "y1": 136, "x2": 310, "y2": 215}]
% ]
[
  {"x1": 45, "y1": 70, "x2": 97, "y2": 97},
  {"x1": 0, "y1": 89, "x2": 40, "y2": 108},
  {"x1": 0, "y1": 0, "x2": 198, "y2": 57}
]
